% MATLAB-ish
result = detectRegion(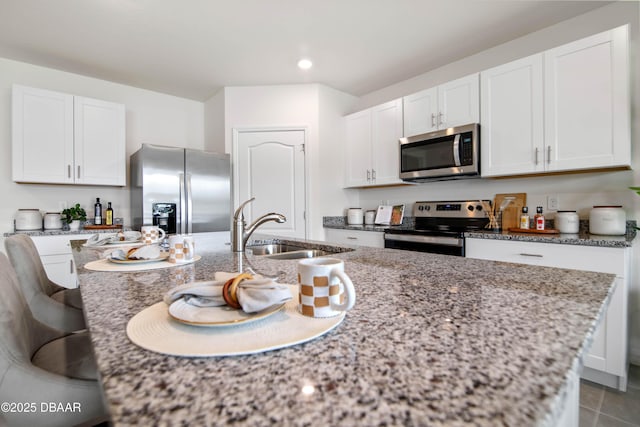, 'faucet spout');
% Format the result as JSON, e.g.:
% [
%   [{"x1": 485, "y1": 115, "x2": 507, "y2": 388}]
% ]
[{"x1": 232, "y1": 198, "x2": 287, "y2": 252}]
